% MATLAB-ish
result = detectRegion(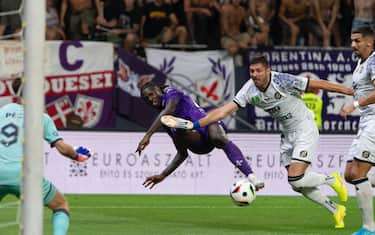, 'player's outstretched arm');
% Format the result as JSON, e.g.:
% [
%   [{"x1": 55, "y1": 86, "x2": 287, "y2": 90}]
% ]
[
  {"x1": 136, "y1": 98, "x2": 180, "y2": 155},
  {"x1": 308, "y1": 79, "x2": 353, "y2": 95},
  {"x1": 53, "y1": 140, "x2": 91, "y2": 162},
  {"x1": 143, "y1": 149, "x2": 188, "y2": 189},
  {"x1": 195, "y1": 101, "x2": 238, "y2": 128},
  {"x1": 341, "y1": 83, "x2": 375, "y2": 118}
]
